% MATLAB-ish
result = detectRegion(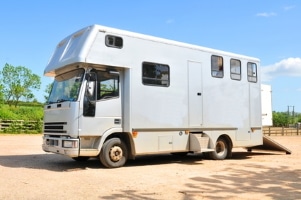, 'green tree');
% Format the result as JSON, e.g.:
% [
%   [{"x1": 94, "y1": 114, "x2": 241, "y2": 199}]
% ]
[
  {"x1": 44, "y1": 82, "x2": 53, "y2": 103},
  {"x1": 0, "y1": 84, "x2": 4, "y2": 106},
  {"x1": 0, "y1": 63, "x2": 41, "y2": 107},
  {"x1": 297, "y1": 113, "x2": 301, "y2": 123},
  {"x1": 272, "y1": 111, "x2": 289, "y2": 127}
]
